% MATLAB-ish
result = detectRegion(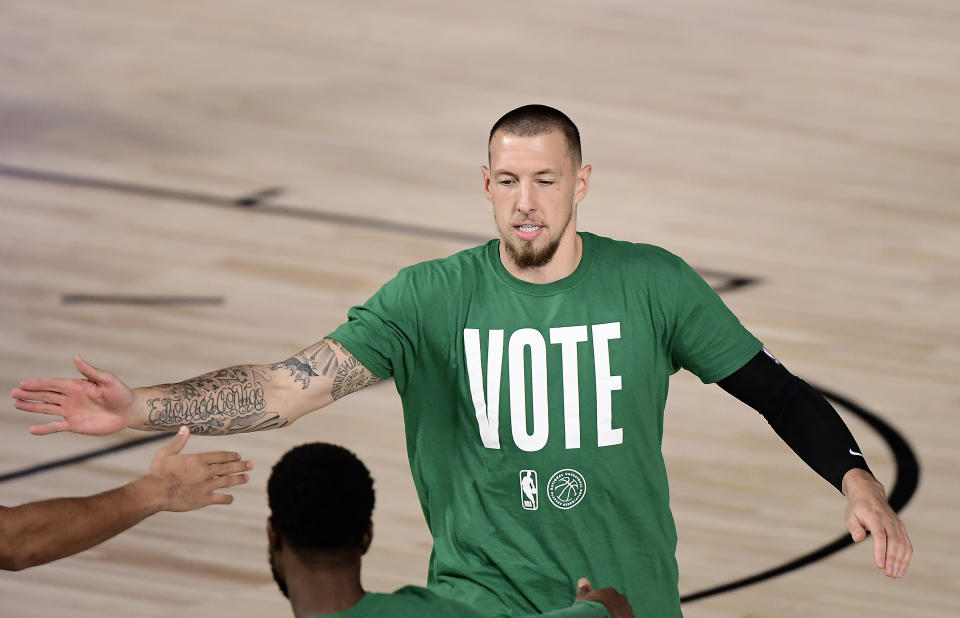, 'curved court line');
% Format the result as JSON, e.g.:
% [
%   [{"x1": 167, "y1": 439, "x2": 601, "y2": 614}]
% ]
[{"x1": 680, "y1": 384, "x2": 920, "y2": 604}]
